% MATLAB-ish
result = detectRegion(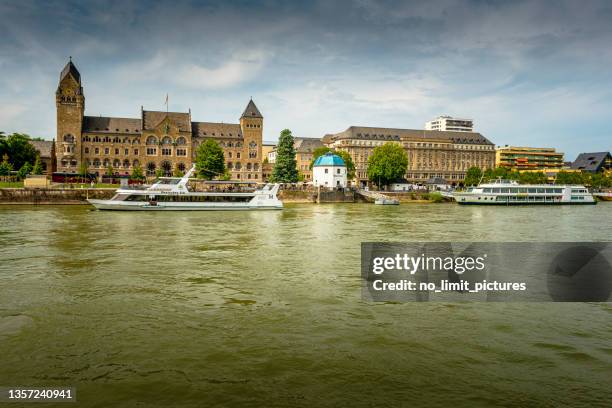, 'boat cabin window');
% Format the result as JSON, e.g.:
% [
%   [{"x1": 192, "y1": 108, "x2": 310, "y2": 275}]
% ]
[
  {"x1": 156, "y1": 178, "x2": 181, "y2": 185},
  {"x1": 483, "y1": 188, "x2": 492, "y2": 193}
]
